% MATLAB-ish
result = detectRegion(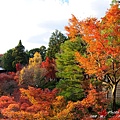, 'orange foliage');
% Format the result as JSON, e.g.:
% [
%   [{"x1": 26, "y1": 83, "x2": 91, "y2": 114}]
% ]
[
  {"x1": 0, "y1": 87, "x2": 58, "y2": 119},
  {"x1": 66, "y1": 4, "x2": 120, "y2": 111},
  {"x1": 0, "y1": 86, "x2": 109, "y2": 120},
  {"x1": 65, "y1": 14, "x2": 82, "y2": 40},
  {"x1": 72, "y1": 5, "x2": 120, "y2": 78}
]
